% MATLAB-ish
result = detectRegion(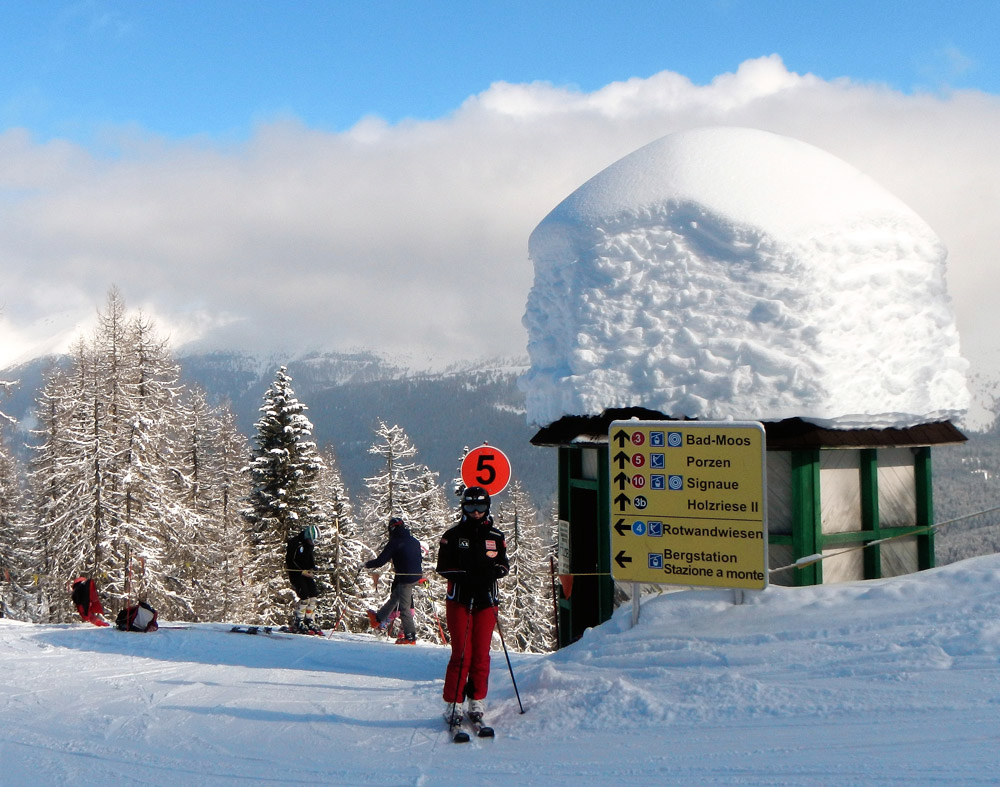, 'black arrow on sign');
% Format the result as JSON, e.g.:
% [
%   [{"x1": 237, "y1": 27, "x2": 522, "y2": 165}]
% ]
[
  {"x1": 614, "y1": 492, "x2": 631, "y2": 511},
  {"x1": 613, "y1": 451, "x2": 630, "y2": 469},
  {"x1": 614, "y1": 519, "x2": 629, "y2": 536},
  {"x1": 613, "y1": 471, "x2": 630, "y2": 490},
  {"x1": 613, "y1": 429, "x2": 630, "y2": 447},
  {"x1": 615, "y1": 550, "x2": 633, "y2": 569}
]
